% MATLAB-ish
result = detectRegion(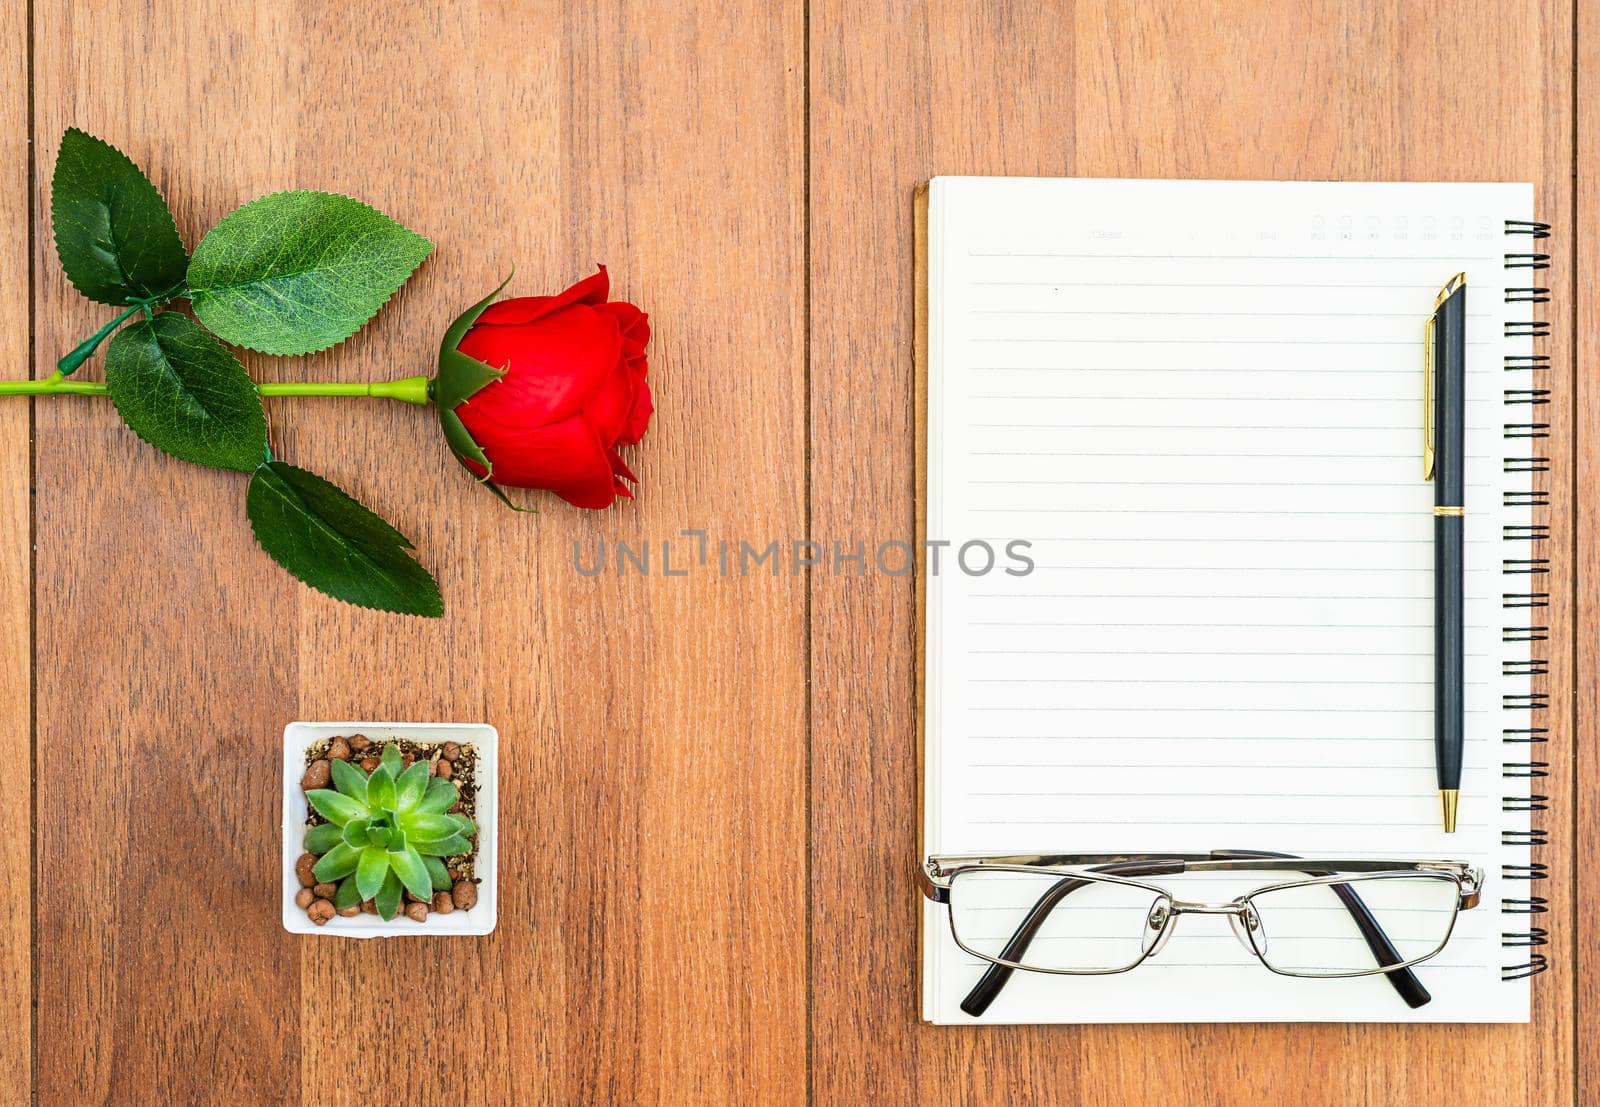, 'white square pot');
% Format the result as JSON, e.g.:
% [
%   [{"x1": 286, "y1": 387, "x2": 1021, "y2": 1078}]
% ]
[{"x1": 282, "y1": 721, "x2": 498, "y2": 937}]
